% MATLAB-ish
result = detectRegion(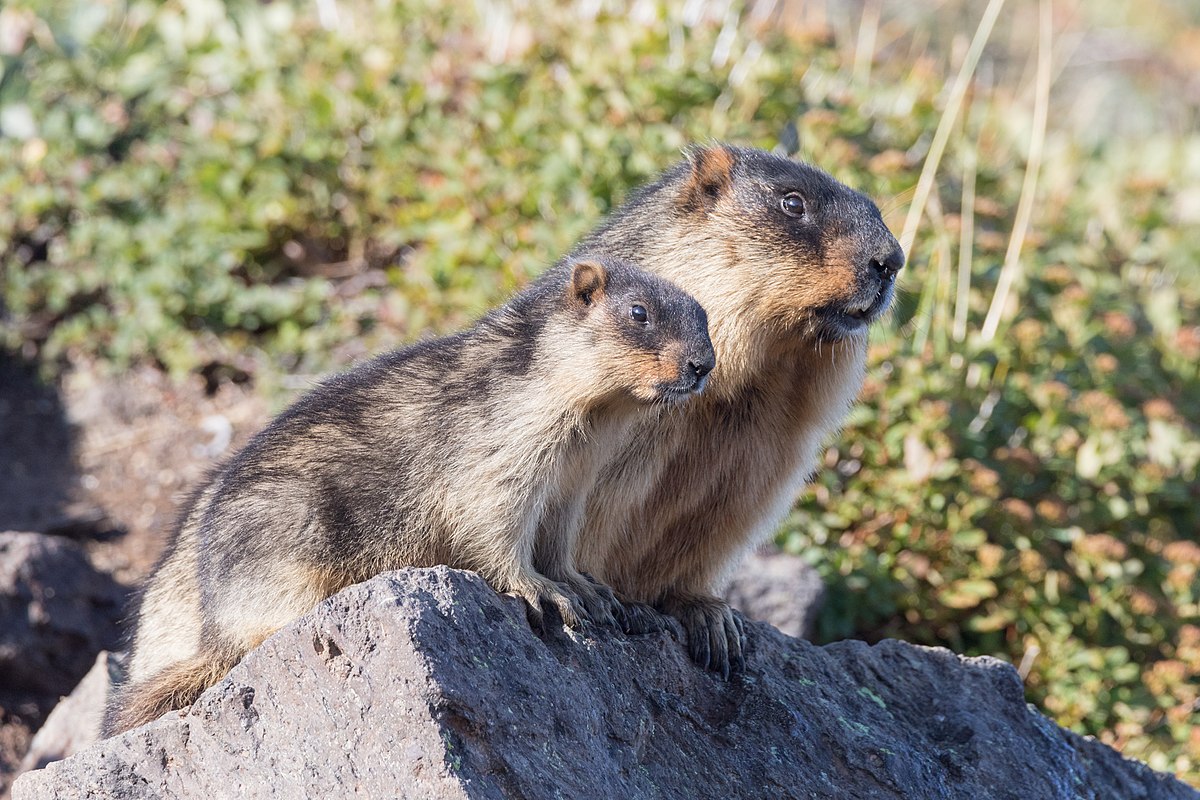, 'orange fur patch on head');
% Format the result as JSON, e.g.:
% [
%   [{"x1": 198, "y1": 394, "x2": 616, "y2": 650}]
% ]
[
  {"x1": 820, "y1": 237, "x2": 873, "y2": 303},
  {"x1": 648, "y1": 341, "x2": 685, "y2": 387},
  {"x1": 743, "y1": 228, "x2": 874, "y2": 337},
  {"x1": 595, "y1": 341, "x2": 672, "y2": 405},
  {"x1": 756, "y1": 264, "x2": 862, "y2": 330},
  {"x1": 629, "y1": 350, "x2": 682, "y2": 403}
]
